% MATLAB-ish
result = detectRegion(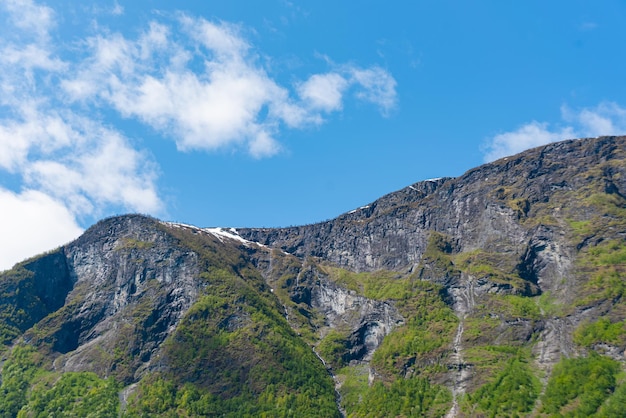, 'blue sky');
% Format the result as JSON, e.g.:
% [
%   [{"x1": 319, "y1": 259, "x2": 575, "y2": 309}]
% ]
[{"x1": 1, "y1": 0, "x2": 626, "y2": 270}]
